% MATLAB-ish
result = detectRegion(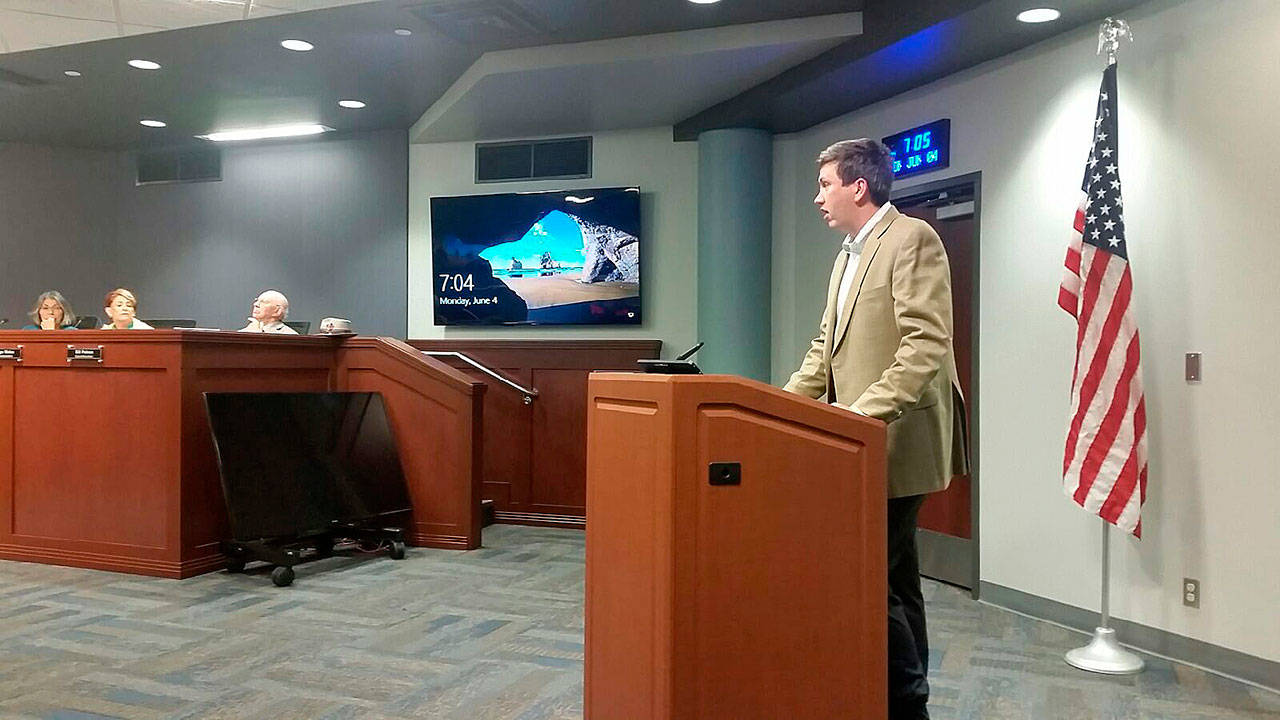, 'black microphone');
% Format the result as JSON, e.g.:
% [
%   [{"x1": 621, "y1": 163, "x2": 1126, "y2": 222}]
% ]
[{"x1": 676, "y1": 342, "x2": 704, "y2": 361}]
